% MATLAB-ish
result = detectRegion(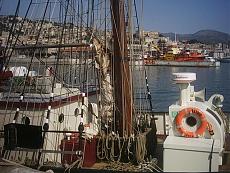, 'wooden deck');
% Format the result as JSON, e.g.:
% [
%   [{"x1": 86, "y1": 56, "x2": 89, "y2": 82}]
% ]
[{"x1": 0, "y1": 158, "x2": 44, "y2": 173}]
